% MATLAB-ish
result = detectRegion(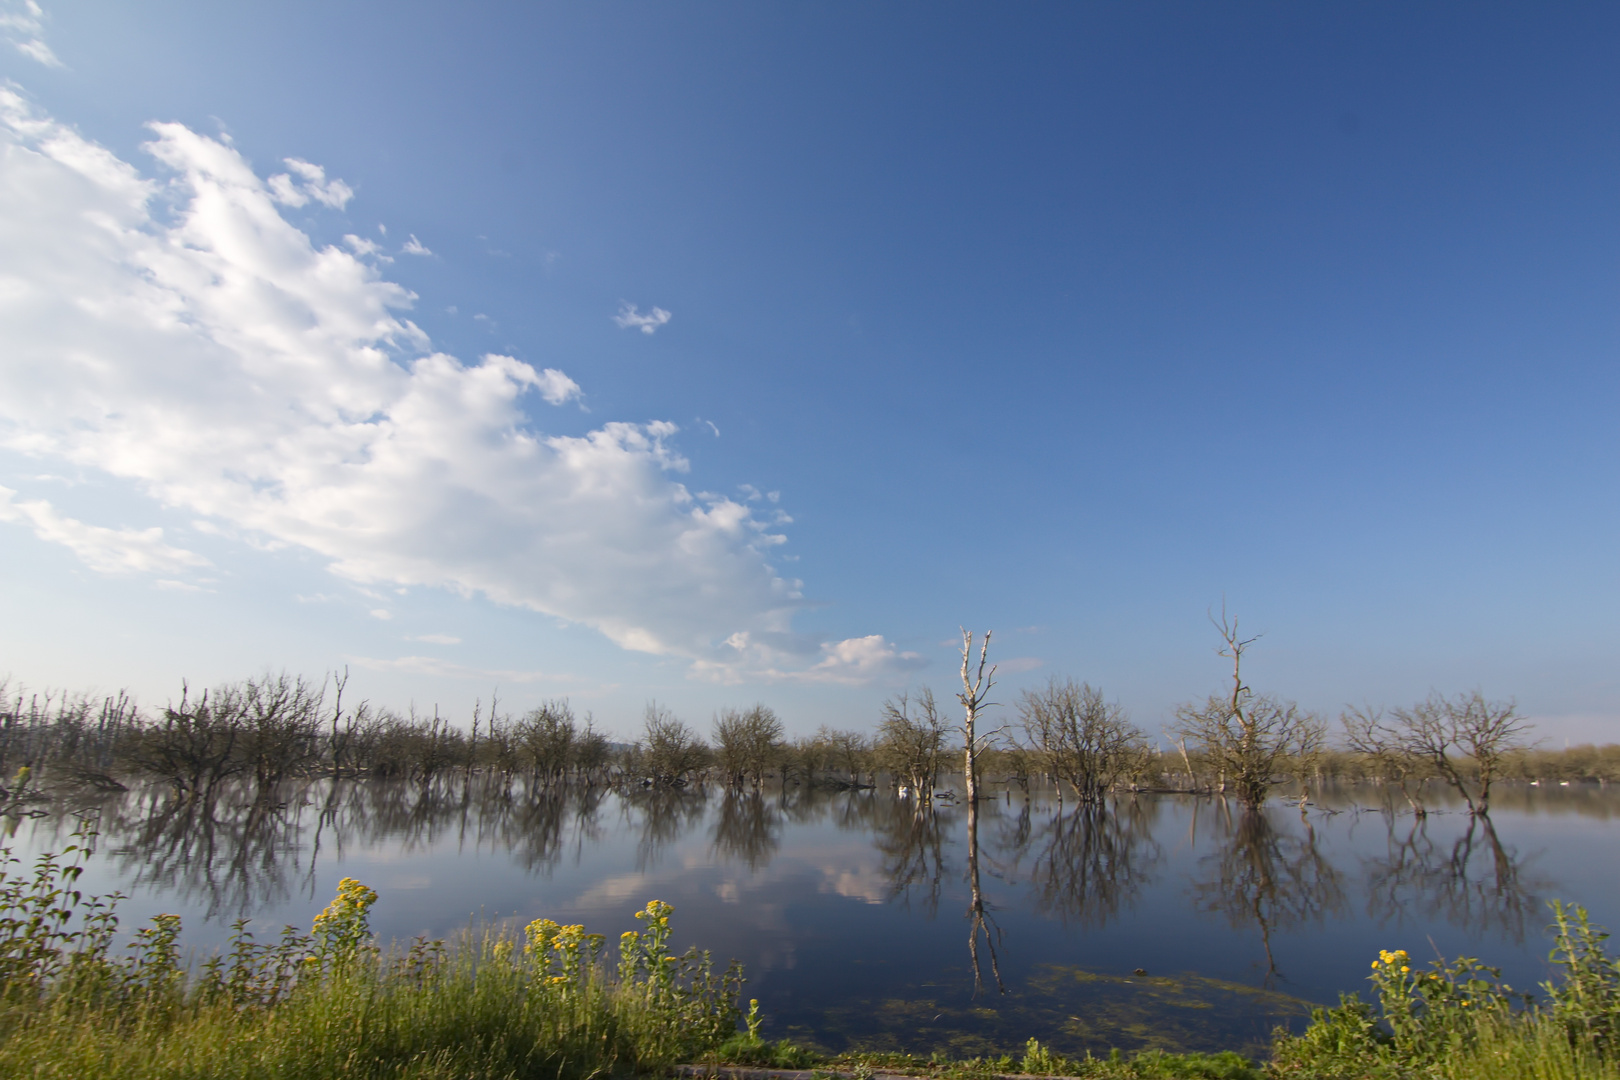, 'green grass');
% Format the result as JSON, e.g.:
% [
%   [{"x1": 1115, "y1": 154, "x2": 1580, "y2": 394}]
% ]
[
  {"x1": 0, "y1": 829, "x2": 745, "y2": 1079},
  {"x1": 0, "y1": 926, "x2": 736, "y2": 1079}
]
